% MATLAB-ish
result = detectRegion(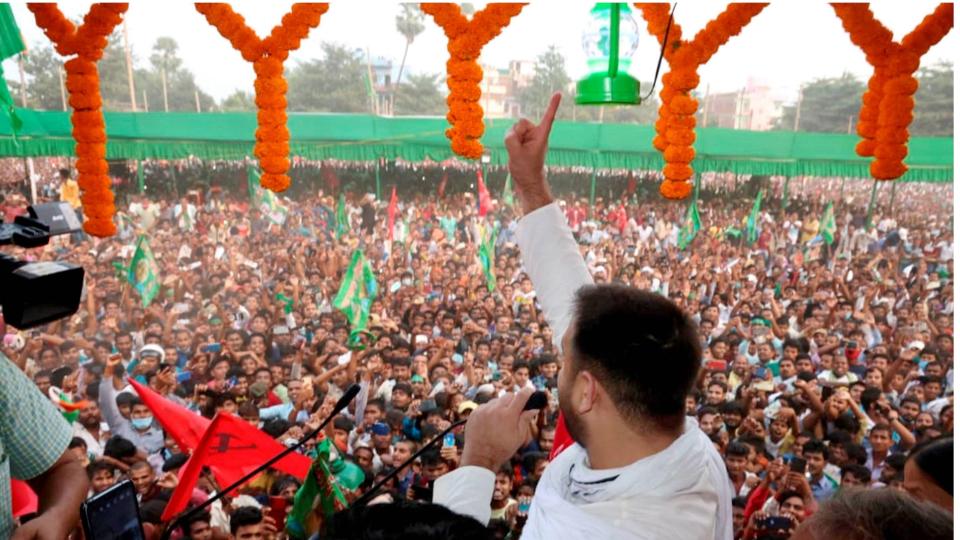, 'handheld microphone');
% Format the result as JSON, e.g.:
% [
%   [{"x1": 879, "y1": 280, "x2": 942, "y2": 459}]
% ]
[
  {"x1": 354, "y1": 390, "x2": 548, "y2": 507},
  {"x1": 160, "y1": 384, "x2": 362, "y2": 540}
]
